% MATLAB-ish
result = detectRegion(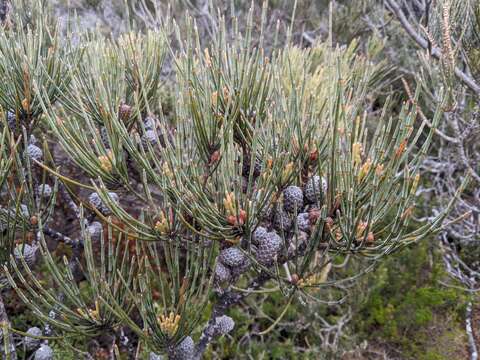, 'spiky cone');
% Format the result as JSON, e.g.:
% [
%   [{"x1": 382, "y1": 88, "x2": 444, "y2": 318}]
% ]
[
  {"x1": 140, "y1": 124, "x2": 174, "y2": 148},
  {"x1": 24, "y1": 327, "x2": 42, "y2": 351},
  {"x1": 230, "y1": 255, "x2": 251, "y2": 277},
  {"x1": 27, "y1": 144, "x2": 43, "y2": 162},
  {"x1": 252, "y1": 226, "x2": 269, "y2": 245},
  {"x1": 283, "y1": 185, "x2": 304, "y2": 214},
  {"x1": 34, "y1": 344, "x2": 53, "y2": 360},
  {"x1": 19, "y1": 204, "x2": 30, "y2": 218},
  {"x1": 219, "y1": 247, "x2": 248, "y2": 268},
  {"x1": 87, "y1": 221, "x2": 103, "y2": 242},
  {"x1": 14, "y1": 244, "x2": 37, "y2": 267},
  {"x1": 35, "y1": 184, "x2": 52, "y2": 199},
  {"x1": 214, "y1": 315, "x2": 235, "y2": 335},
  {"x1": 304, "y1": 175, "x2": 327, "y2": 204},
  {"x1": 99, "y1": 127, "x2": 111, "y2": 149},
  {"x1": 149, "y1": 353, "x2": 162, "y2": 360},
  {"x1": 273, "y1": 206, "x2": 292, "y2": 232},
  {"x1": 172, "y1": 336, "x2": 194, "y2": 360},
  {"x1": 118, "y1": 103, "x2": 133, "y2": 123},
  {"x1": 143, "y1": 116, "x2": 157, "y2": 130},
  {"x1": 141, "y1": 129, "x2": 159, "y2": 149},
  {"x1": 295, "y1": 213, "x2": 311, "y2": 232},
  {"x1": 88, "y1": 192, "x2": 119, "y2": 216},
  {"x1": 255, "y1": 231, "x2": 282, "y2": 266},
  {"x1": 5, "y1": 111, "x2": 17, "y2": 132},
  {"x1": 214, "y1": 261, "x2": 232, "y2": 284},
  {"x1": 242, "y1": 151, "x2": 262, "y2": 179}
]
